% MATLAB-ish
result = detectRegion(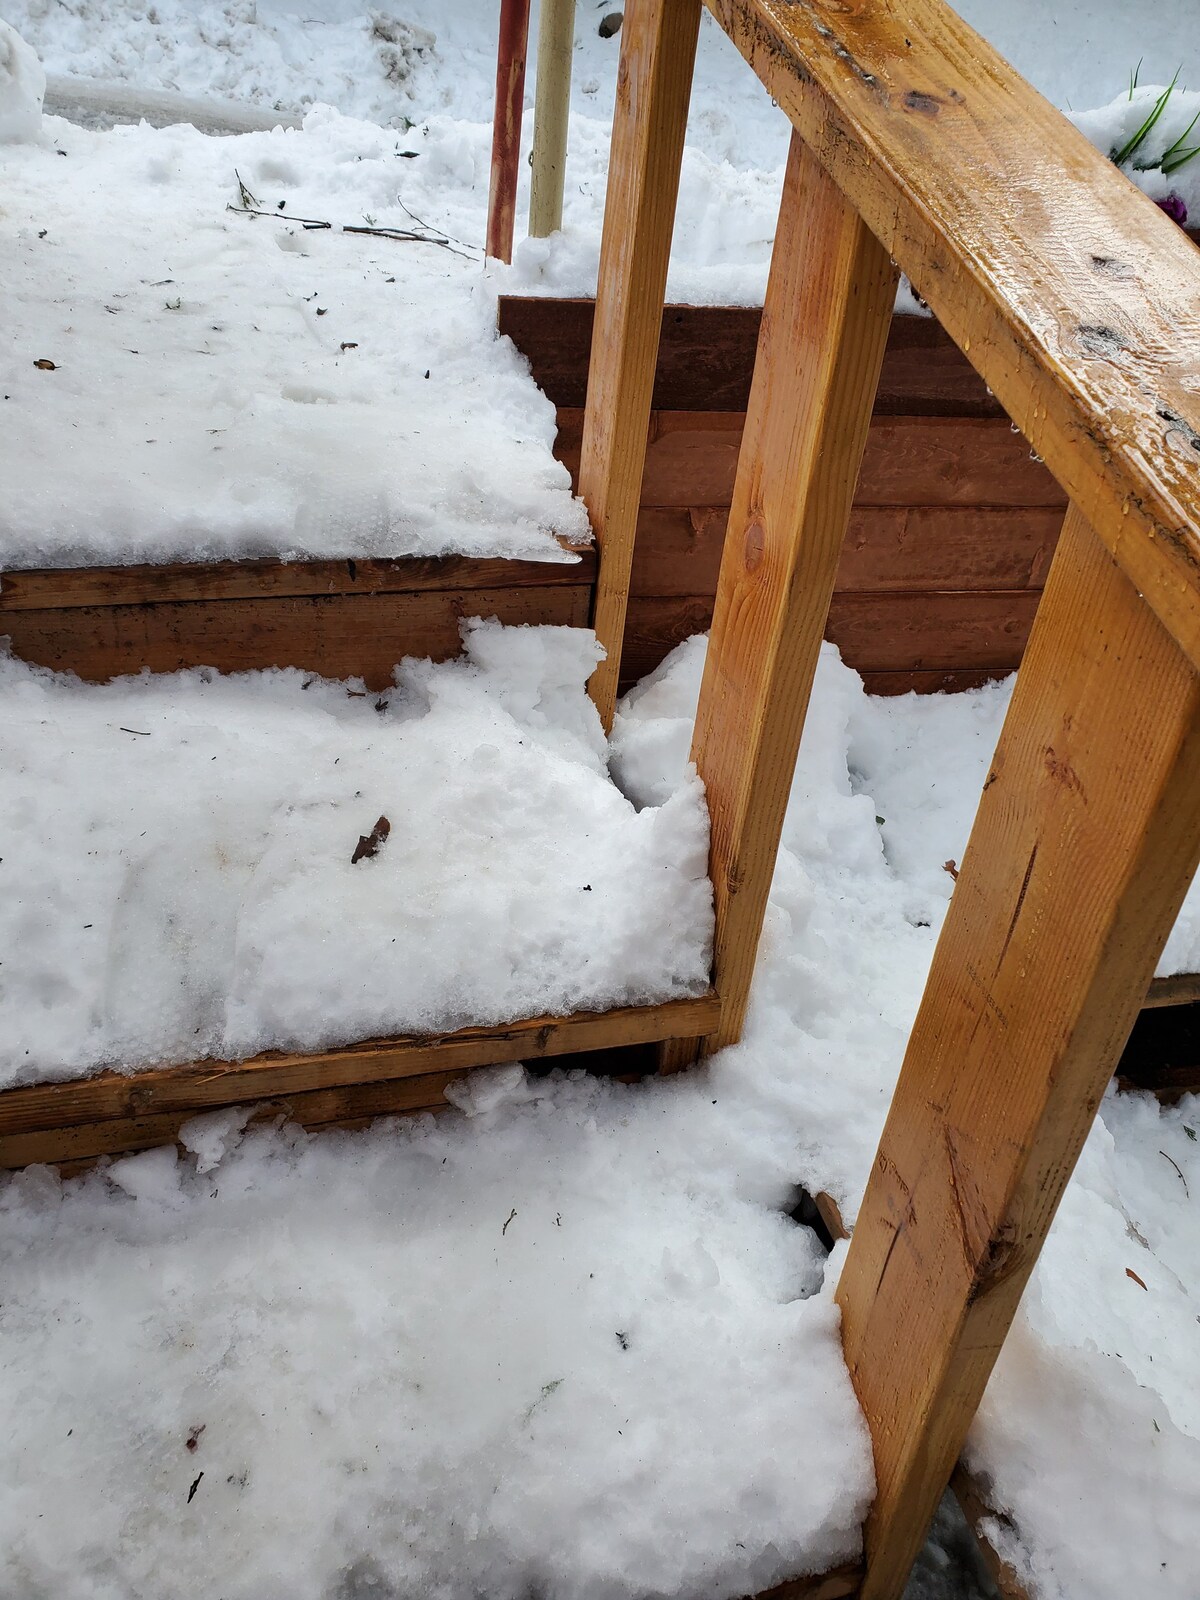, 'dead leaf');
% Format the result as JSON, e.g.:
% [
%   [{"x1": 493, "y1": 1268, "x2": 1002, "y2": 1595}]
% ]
[
  {"x1": 1125, "y1": 1267, "x2": 1148, "y2": 1290},
  {"x1": 351, "y1": 816, "x2": 390, "y2": 864},
  {"x1": 185, "y1": 1424, "x2": 206, "y2": 1453},
  {"x1": 943, "y1": 859, "x2": 959, "y2": 881},
  {"x1": 33, "y1": 358, "x2": 57, "y2": 370}
]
